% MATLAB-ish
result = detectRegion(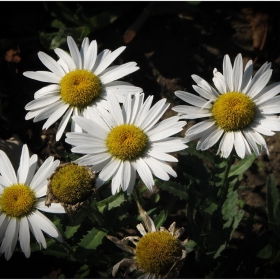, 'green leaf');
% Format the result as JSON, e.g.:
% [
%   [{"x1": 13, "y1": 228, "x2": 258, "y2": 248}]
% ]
[
  {"x1": 266, "y1": 174, "x2": 280, "y2": 226},
  {"x1": 155, "y1": 179, "x2": 188, "y2": 200},
  {"x1": 228, "y1": 153, "x2": 256, "y2": 177},
  {"x1": 96, "y1": 191, "x2": 126, "y2": 214},
  {"x1": 154, "y1": 196, "x2": 176, "y2": 228},
  {"x1": 222, "y1": 191, "x2": 238, "y2": 220},
  {"x1": 257, "y1": 244, "x2": 272, "y2": 259},
  {"x1": 75, "y1": 264, "x2": 90, "y2": 279},
  {"x1": 65, "y1": 207, "x2": 88, "y2": 239},
  {"x1": 78, "y1": 227, "x2": 107, "y2": 250}
]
